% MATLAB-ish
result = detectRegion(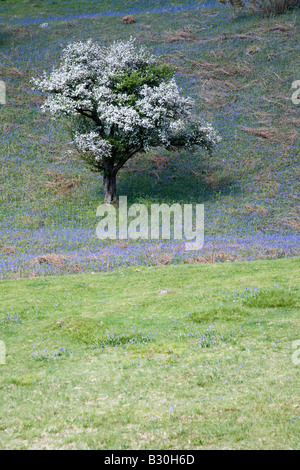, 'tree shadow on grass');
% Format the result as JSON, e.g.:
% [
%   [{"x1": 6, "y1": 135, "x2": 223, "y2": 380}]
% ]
[{"x1": 116, "y1": 149, "x2": 240, "y2": 205}]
